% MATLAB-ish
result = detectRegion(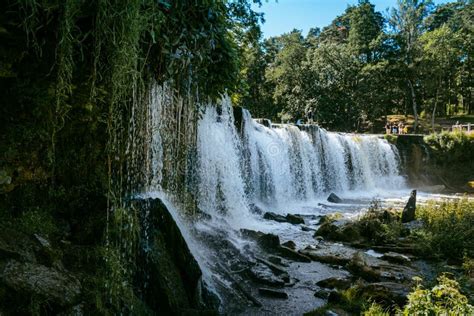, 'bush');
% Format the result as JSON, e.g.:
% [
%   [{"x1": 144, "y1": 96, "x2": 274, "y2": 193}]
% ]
[
  {"x1": 17, "y1": 209, "x2": 59, "y2": 238},
  {"x1": 363, "y1": 303, "x2": 390, "y2": 316},
  {"x1": 357, "y1": 200, "x2": 403, "y2": 244},
  {"x1": 403, "y1": 275, "x2": 474, "y2": 315},
  {"x1": 416, "y1": 198, "x2": 474, "y2": 260},
  {"x1": 424, "y1": 131, "x2": 474, "y2": 165}
]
